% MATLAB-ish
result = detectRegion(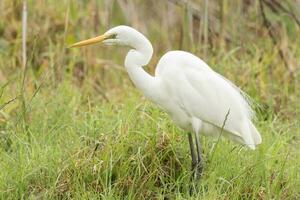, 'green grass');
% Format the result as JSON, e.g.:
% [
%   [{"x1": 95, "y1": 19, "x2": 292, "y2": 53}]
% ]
[
  {"x1": 0, "y1": 0, "x2": 300, "y2": 199},
  {"x1": 0, "y1": 83, "x2": 299, "y2": 199}
]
